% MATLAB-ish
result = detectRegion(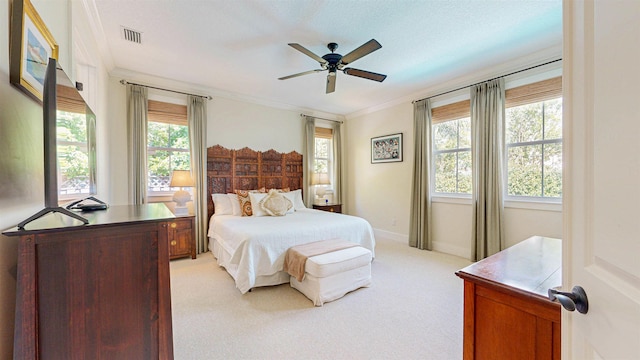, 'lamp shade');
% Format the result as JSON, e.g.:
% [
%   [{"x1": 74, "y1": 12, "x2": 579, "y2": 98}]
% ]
[
  {"x1": 170, "y1": 170, "x2": 194, "y2": 187},
  {"x1": 311, "y1": 172, "x2": 330, "y2": 185}
]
